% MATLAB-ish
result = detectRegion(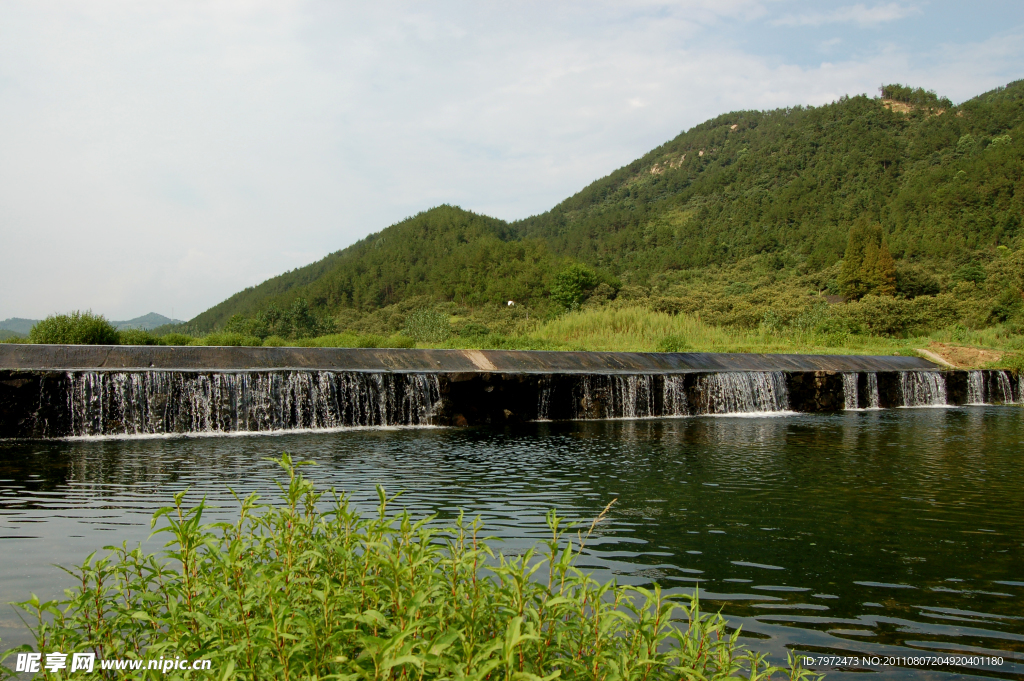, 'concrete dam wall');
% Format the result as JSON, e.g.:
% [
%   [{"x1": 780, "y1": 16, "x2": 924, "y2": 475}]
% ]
[{"x1": 0, "y1": 345, "x2": 1018, "y2": 438}]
